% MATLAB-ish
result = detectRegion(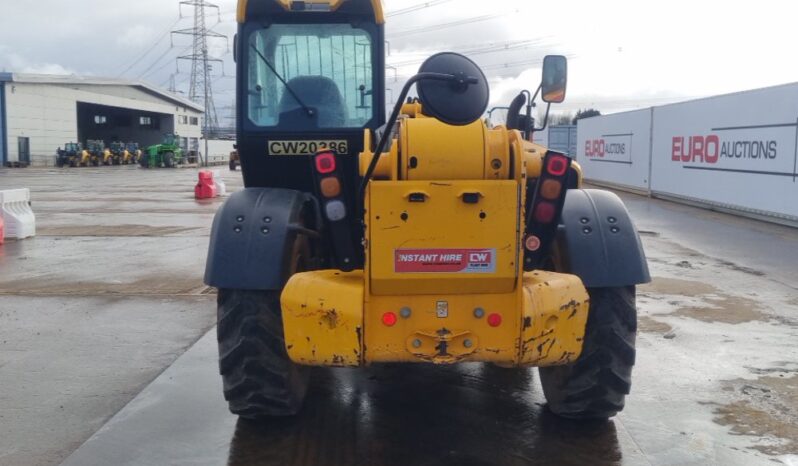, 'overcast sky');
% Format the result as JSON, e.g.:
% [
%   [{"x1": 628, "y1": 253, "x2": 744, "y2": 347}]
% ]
[{"x1": 1, "y1": 0, "x2": 797, "y2": 118}]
